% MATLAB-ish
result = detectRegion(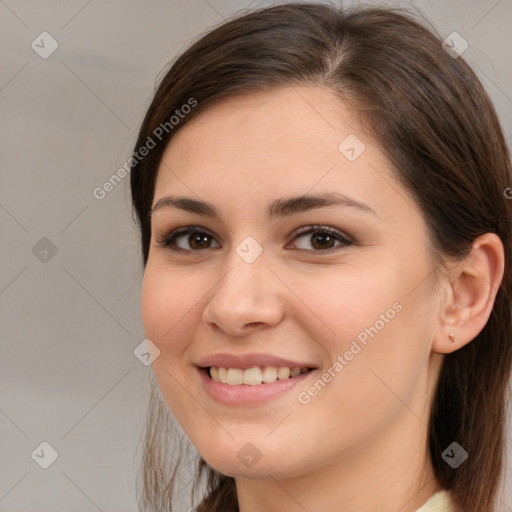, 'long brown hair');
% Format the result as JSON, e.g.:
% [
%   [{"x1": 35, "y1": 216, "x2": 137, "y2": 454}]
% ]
[{"x1": 130, "y1": 3, "x2": 512, "y2": 511}]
